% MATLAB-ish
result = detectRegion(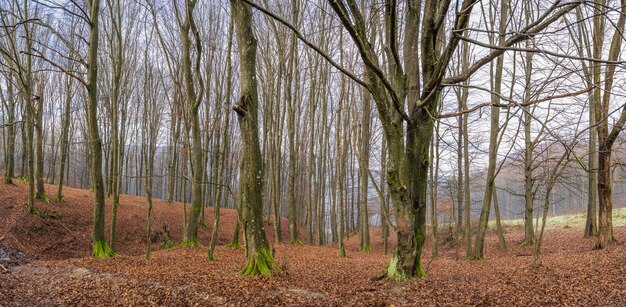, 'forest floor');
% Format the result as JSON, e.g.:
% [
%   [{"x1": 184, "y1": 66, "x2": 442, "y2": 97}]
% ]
[{"x1": 1, "y1": 181, "x2": 625, "y2": 305}]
